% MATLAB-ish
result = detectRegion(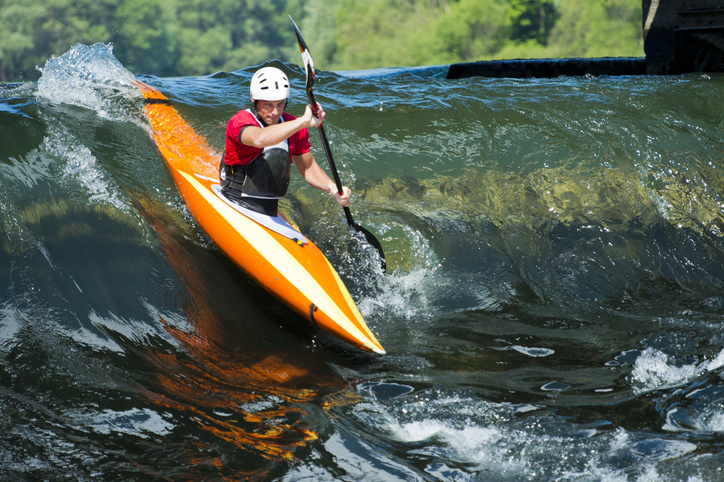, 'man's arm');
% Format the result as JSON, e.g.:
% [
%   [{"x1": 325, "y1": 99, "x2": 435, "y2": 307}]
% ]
[
  {"x1": 241, "y1": 104, "x2": 324, "y2": 148},
  {"x1": 293, "y1": 151, "x2": 351, "y2": 207}
]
